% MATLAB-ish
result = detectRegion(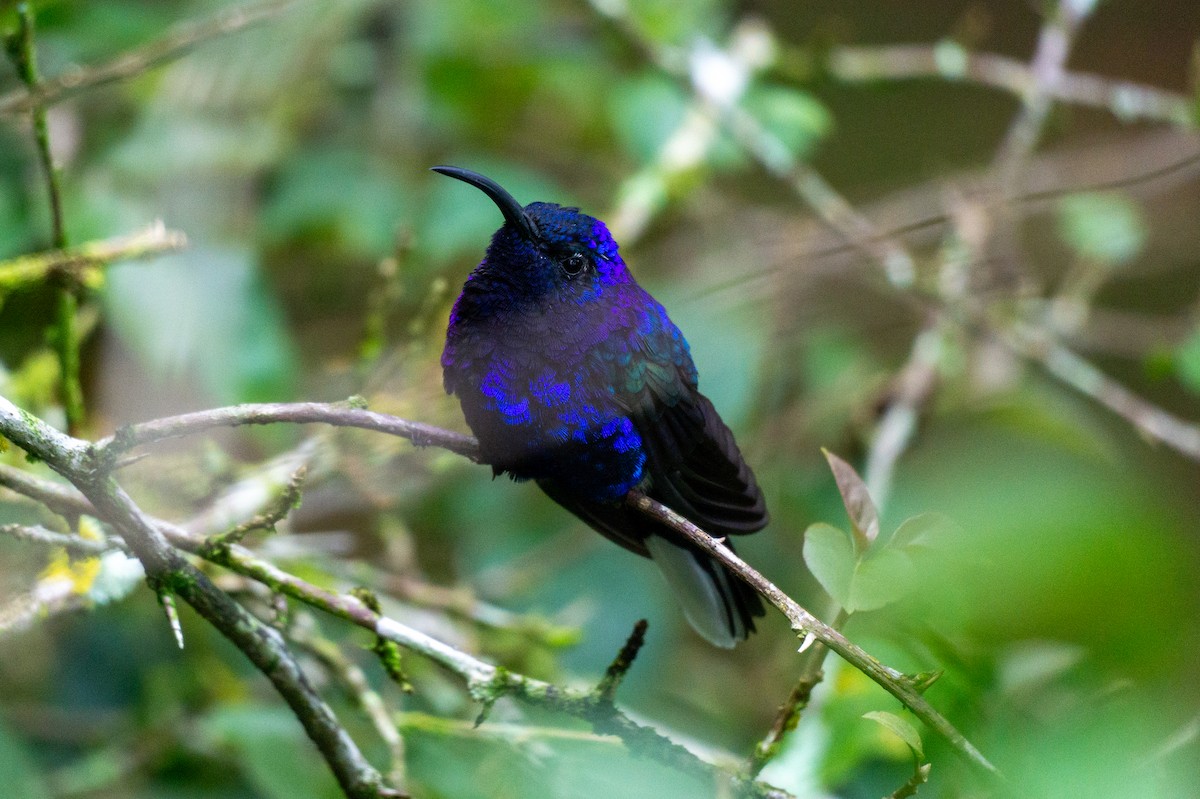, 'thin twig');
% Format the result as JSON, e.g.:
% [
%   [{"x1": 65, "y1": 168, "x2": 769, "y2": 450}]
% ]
[
  {"x1": 746, "y1": 628, "x2": 832, "y2": 777},
  {"x1": 888, "y1": 761, "x2": 932, "y2": 799},
  {"x1": 1001, "y1": 321, "x2": 1200, "y2": 460},
  {"x1": 204, "y1": 464, "x2": 307, "y2": 550},
  {"x1": 863, "y1": 323, "x2": 944, "y2": 509},
  {"x1": 595, "y1": 619, "x2": 649, "y2": 703},
  {"x1": 0, "y1": 581, "x2": 90, "y2": 640}
]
